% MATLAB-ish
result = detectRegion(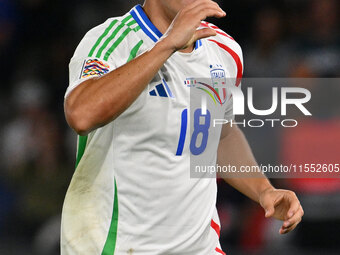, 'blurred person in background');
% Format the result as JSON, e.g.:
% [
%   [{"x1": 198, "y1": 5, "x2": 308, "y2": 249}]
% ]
[
  {"x1": 216, "y1": 0, "x2": 340, "y2": 254},
  {"x1": 245, "y1": 6, "x2": 296, "y2": 77},
  {"x1": 0, "y1": 0, "x2": 17, "y2": 116},
  {"x1": 0, "y1": 79, "x2": 70, "y2": 254},
  {"x1": 291, "y1": 0, "x2": 339, "y2": 118},
  {"x1": 280, "y1": 1, "x2": 340, "y2": 253},
  {"x1": 292, "y1": 0, "x2": 339, "y2": 78}
]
